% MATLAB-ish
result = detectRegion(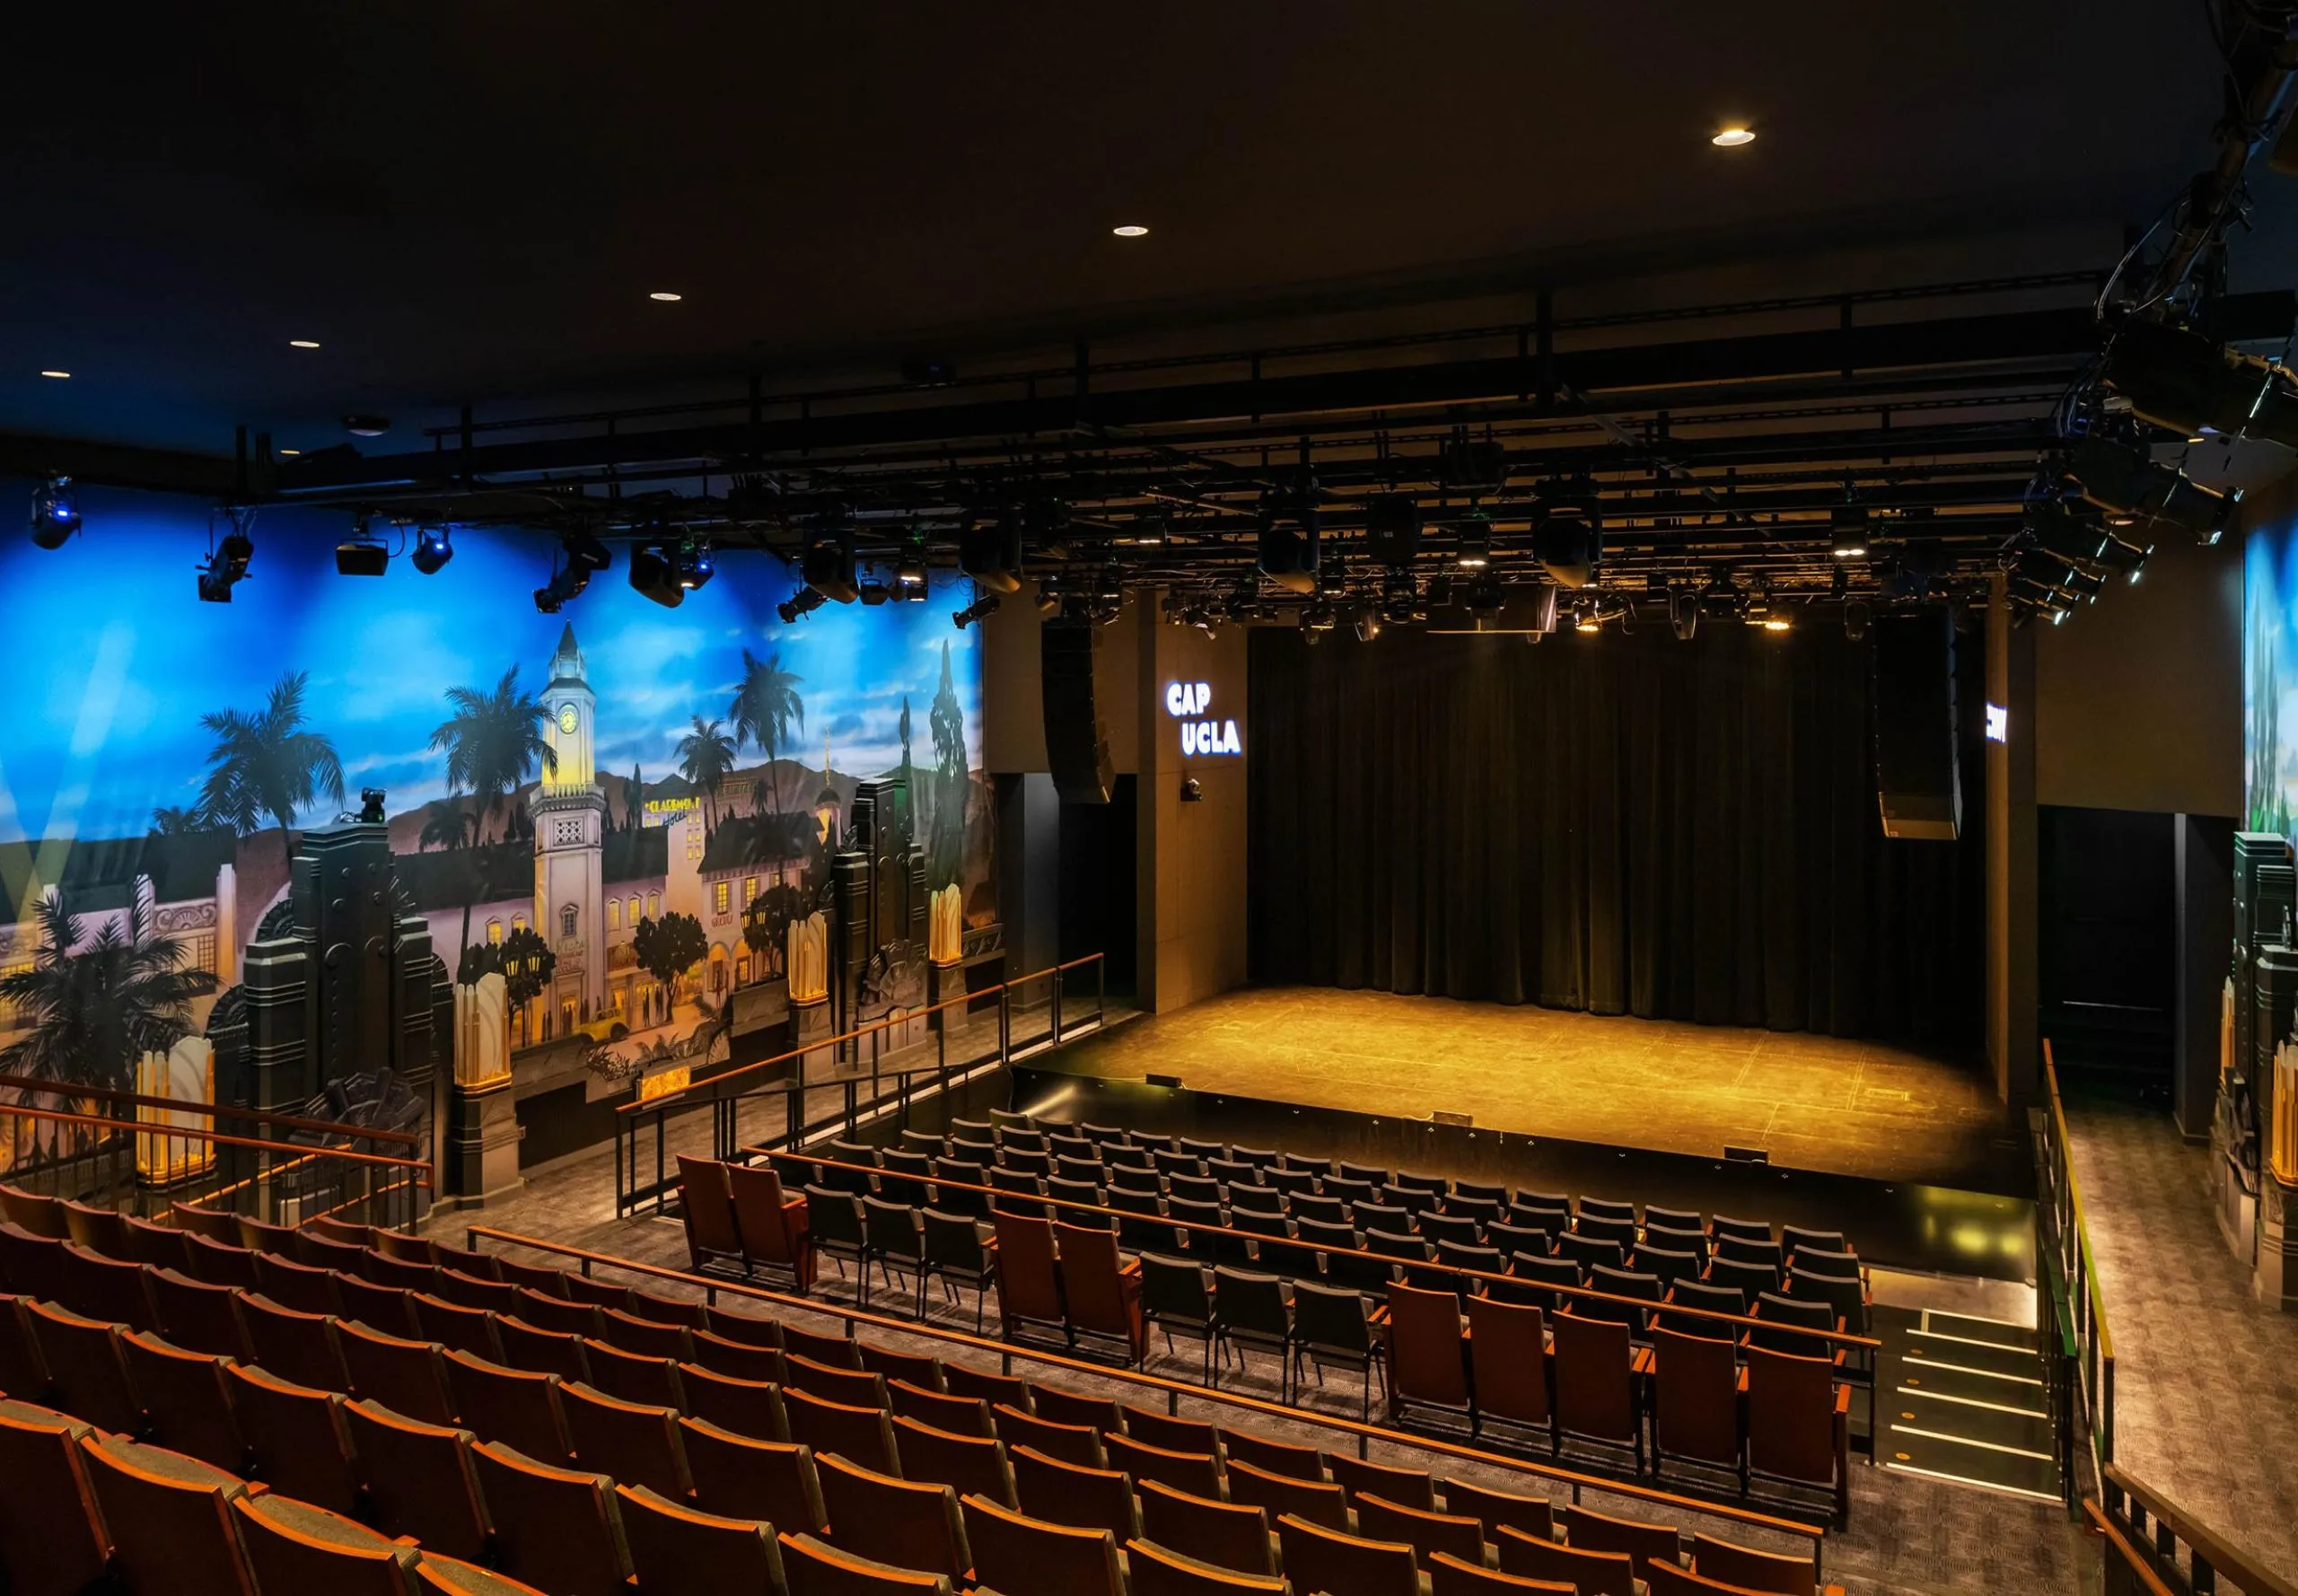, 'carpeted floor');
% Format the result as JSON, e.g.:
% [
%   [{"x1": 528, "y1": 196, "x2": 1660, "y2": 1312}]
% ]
[
  {"x1": 1052, "y1": 987, "x2": 2021, "y2": 1190},
  {"x1": 2059, "y1": 1083, "x2": 2298, "y2": 1582},
  {"x1": 450, "y1": 1126, "x2": 2083, "y2": 1596}
]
